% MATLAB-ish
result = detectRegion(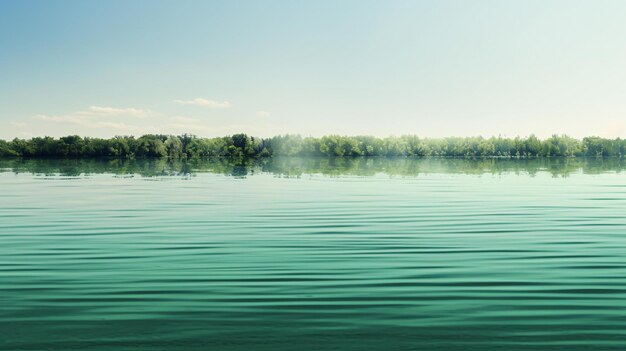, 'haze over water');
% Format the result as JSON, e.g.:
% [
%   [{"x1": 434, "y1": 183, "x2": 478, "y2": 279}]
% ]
[{"x1": 2, "y1": 157, "x2": 626, "y2": 351}]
